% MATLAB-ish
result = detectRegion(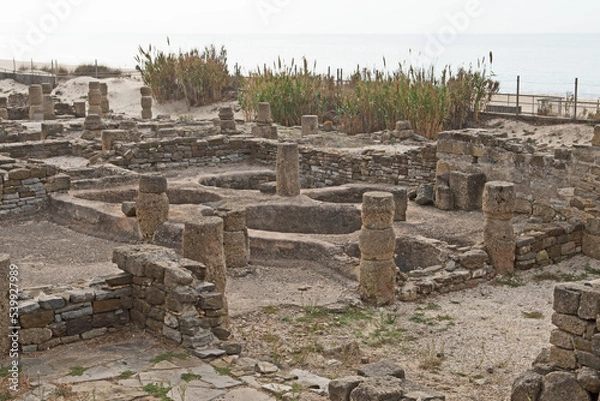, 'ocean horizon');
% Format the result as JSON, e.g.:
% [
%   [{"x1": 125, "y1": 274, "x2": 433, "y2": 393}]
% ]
[{"x1": 3, "y1": 33, "x2": 600, "y2": 98}]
